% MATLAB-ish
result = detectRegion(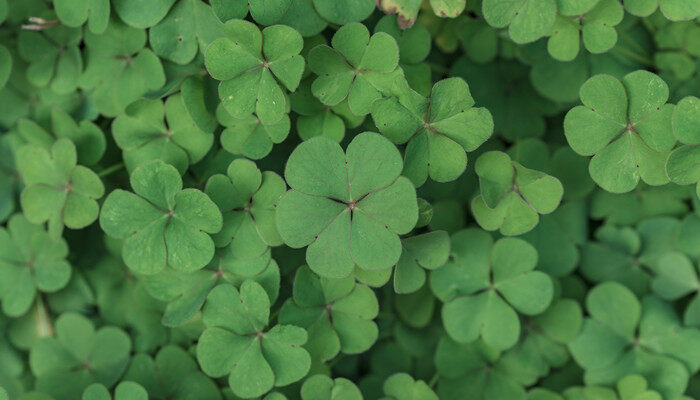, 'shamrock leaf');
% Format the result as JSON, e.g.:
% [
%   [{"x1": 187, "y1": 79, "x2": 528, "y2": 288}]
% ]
[
  {"x1": 547, "y1": 0, "x2": 624, "y2": 62},
  {"x1": 17, "y1": 22, "x2": 82, "y2": 94},
  {"x1": 310, "y1": 0, "x2": 375, "y2": 25},
  {"x1": 123, "y1": 345, "x2": 221, "y2": 400},
  {"x1": 376, "y1": 0, "x2": 422, "y2": 28},
  {"x1": 17, "y1": 107, "x2": 105, "y2": 166},
  {"x1": 279, "y1": 266, "x2": 379, "y2": 362},
  {"x1": 569, "y1": 282, "x2": 700, "y2": 399},
  {"x1": 308, "y1": 23, "x2": 401, "y2": 116},
  {"x1": 29, "y1": 313, "x2": 132, "y2": 400},
  {"x1": 372, "y1": 77, "x2": 493, "y2": 186},
  {"x1": 290, "y1": 78, "x2": 364, "y2": 143},
  {"x1": 615, "y1": 375, "x2": 663, "y2": 400},
  {"x1": 393, "y1": 230, "x2": 450, "y2": 294},
  {"x1": 438, "y1": 230, "x2": 554, "y2": 351},
  {"x1": 16, "y1": 138, "x2": 104, "y2": 238},
  {"x1": 381, "y1": 373, "x2": 438, "y2": 400},
  {"x1": 100, "y1": 160, "x2": 223, "y2": 274},
  {"x1": 196, "y1": 281, "x2": 311, "y2": 398},
  {"x1": 276, "y1": 132, "x2": 418, "y2": 278},
  {"x1": 653, "y1": 22, "x2": 700, "y2": 81},
  {"x1": 0, "y1": 134, "x2": 21, "y2": 223},
  {"x1": 144, "y1": 251, "x2": 280, "y2": 327},
  {"x1": 112, "y1": 0, "x2": 175, "y2": 28},
  {"x1": 434, "y1": 336, "x2": 527, "y2": 400},
  {"x1": 301, "y1": 374, "x2": 363, "y2": 400},
  {"x1": 471, "y1": 151, "x2": 564, "y2": 236},
  {"x1": 216, "y1": 104, "x2": 290, "y2": 160},
  {"x1": 667, "y1": 96, "x2": 700, "y2": 197},
  {"x1": 112, "y1": 95, "x2": 214, "y2": 175},
  {"x1": 0, "y1": 214, "x2": 71, "y2": 317},
  {"x1": 651, "y1": 252, "x2": 700, "y2": 326},
  {"x1": 79, "y1": 17, "x2": 165, "y2": 117},
  {"x1": 205, "y1": 19, "x2": 304, "y2": 124},
  {"x1": 210, "y1": 0, "x2": 291, "y2": 26},
  {"x1": 53, "y1": 0, "x2": 109, "y2": 33},
  {"x1": 149, "y1": 0, "x2": 225, "y2": 65},
  {"x1": 82, "y1": 382, "x2": 148, "y2": 400},
  {"x1": 623, "y1": 0, "x2": 700, "y2": 21},
  {"x1": 482, "y1": 0, "x2": 557, "y2": 44},
  {"x1": 205, "y1": 158, "x2": 285, "y2": 259},
  {"x1": 564, "y1": 70, "x2": 676, "y2": 193}
]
